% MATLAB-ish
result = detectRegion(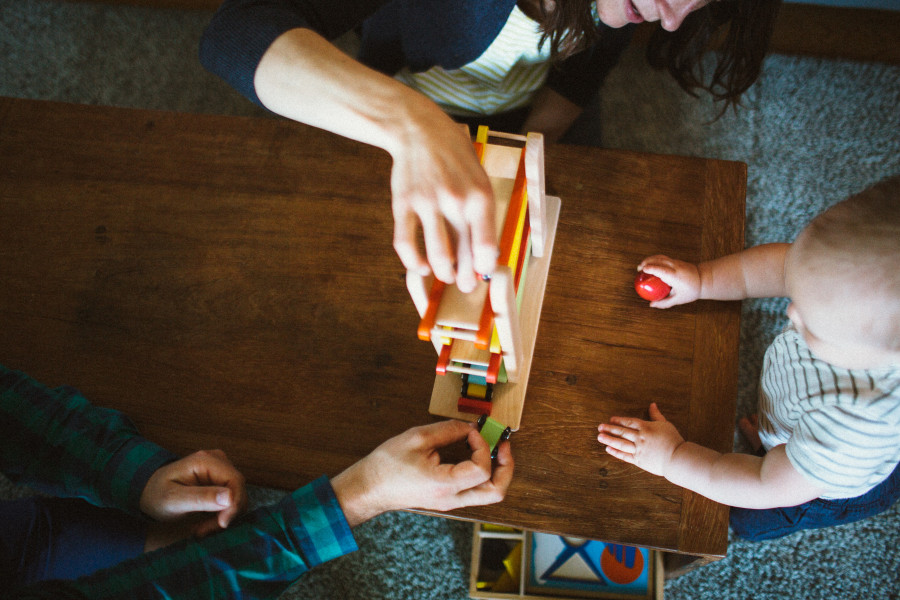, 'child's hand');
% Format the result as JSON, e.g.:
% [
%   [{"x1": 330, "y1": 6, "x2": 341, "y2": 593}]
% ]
[
  {"x1": 637, "y1": 255, "x2": 701, "y2": 308},
  {"x1": 597, "y1": 403, "x2": 684, "y2": 477}
]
